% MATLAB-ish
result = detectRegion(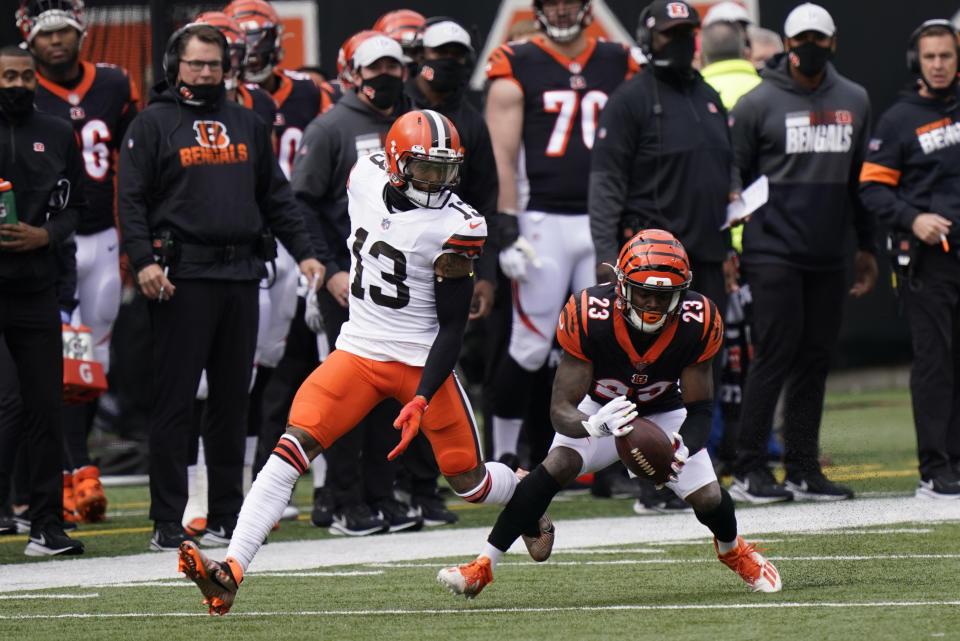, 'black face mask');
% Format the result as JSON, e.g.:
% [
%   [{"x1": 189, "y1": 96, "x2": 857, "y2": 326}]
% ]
[
  {"x1": 653, "y1": 34, "x2": 697, "y2": 71},
  {"x1": 361, "y1": 73, "x2": 404, "y2": 110},
  {"x1": 0, "y1": 86, "x2": 35, "y2": 121},
  {"x1": 174, "y1": 81, "x2": 225, "y2": 110},
  {"x1": 788, "y1": 41, "x2": 833, "y2": 77},
  {"x1": 421, "y1": 58, "x2": 470, "y2": 94}
]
